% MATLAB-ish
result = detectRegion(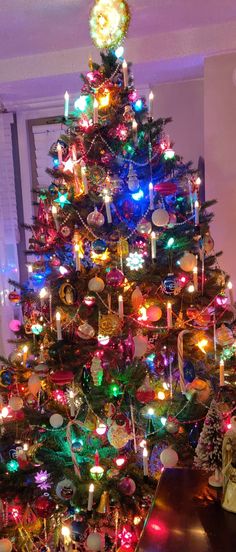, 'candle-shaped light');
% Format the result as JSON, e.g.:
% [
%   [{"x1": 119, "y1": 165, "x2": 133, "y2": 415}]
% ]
[
  {"x1": 148, "y1": 90, "x2": 154, "y2": 118},
  {"x1": 81, "y1": 160, "x2": 88, "y2": 194},
  {"x1": 74, "y1": 243, "x2": 81, "y2": 272},
  {"x1": 27, "y1": 264, "x2": 33, "y2": 277},
  {"x1": 118, "y1": 295, "x2": 124, "y2": 320},
  {"x1": 193, "y1": 265, "x2": 198, "y2": 291},
  {"x1": 151, "y1": 231, "x2": 156, "y2": 260},
  {"x1": 69, "y1": 389, "x2": 75, "y2": 417},
  {"x1": 227, "y1": 281, "x2": 234, "y2": 305},
  {"x1": 39, "y1": 287, "x2": 47, "y2": 310},
  {"x1": 104, "y1": 195, "x2": 112, "y2": 223},
  {"x1": 132, "y1": 119, "x2": 138, "y2": 144},
  {"x1": 149, "y1": 182, "x2": 154, "y2": 210},
  {"x1": 143, "y1": 447, "x2": 149, "y2": 476},
  {"x1": 93, "y1": 97, "x2": 98, "y2": 124},
  {"x1": 87, "y1": 483, "x2": 94, "y2": 511},
  {"x1": 56, "y1": 311, "x2": 62, "y2": 341},
  {"x1": 64, "y1": 91, "x2": 69, "y2": 119},
  {"x1": 122, "y1": 60, "x2": 128, "y2": 88},
  {"x1": 194, "y1": 199, "x2": 199, "y2": 225},
  {"x1": 167, "y1": 302, "x2": 173, "y2": 329},
  {"x1": 22, "y1": 345, "x2": 28, "y2": 366},
  {"x1": 39, "y1": 343, "x2": 44, "y2": 362},
  {"x1": 52, "y1": 205, "x2": 59, "y2": 230},
  {"x1": 57, "y1": 142, "x2": 63, "y2": 165},
  {"x1": 219, "y1": 358, "x2": 225, "y2": 387}
]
